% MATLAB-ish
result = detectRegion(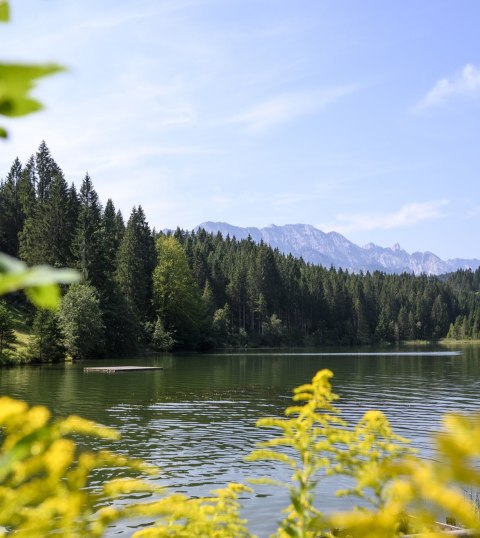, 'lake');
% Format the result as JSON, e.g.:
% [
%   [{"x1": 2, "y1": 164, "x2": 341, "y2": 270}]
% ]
[{"x1": 1, "y1": 344, "x2": 479, "y2": 536}]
